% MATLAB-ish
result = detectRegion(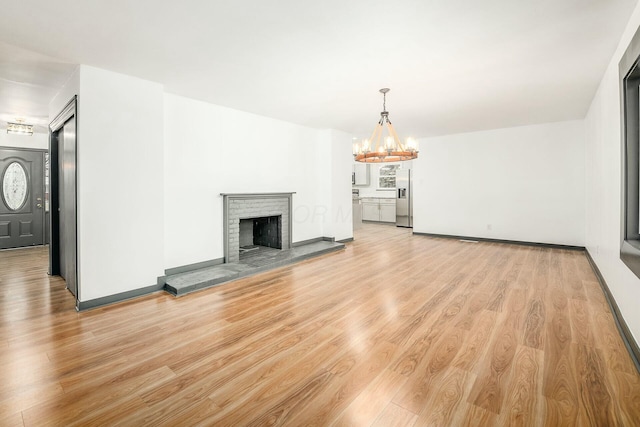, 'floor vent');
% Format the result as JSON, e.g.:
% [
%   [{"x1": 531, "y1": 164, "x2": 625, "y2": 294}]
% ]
[{"x1": 459, "y1": 239, "x2": 479, "y2": 243}]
